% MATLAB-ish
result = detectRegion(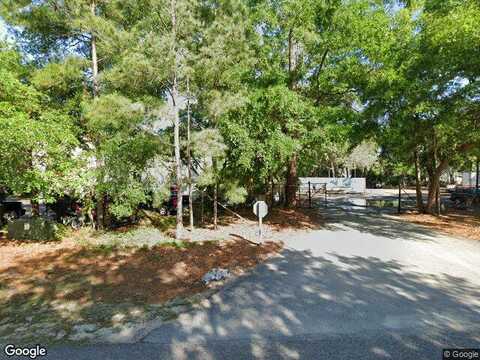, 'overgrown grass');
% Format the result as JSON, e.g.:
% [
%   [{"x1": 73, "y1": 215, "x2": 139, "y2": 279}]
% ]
[
  {"x1": 140, "y1": 210, "x2": 176, "y2": 231},
  {"x1": 70, "y1": 226, "x2": 172, "y2": 249}
]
